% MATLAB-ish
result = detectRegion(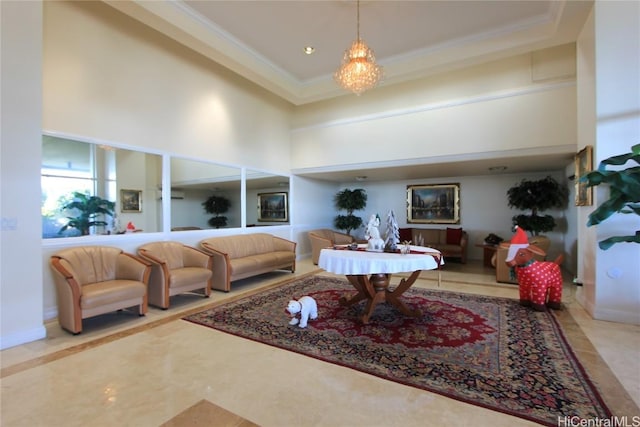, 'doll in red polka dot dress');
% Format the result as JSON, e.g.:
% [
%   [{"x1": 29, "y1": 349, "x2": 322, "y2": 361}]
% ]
[{"x1": 501, "y1": 226, "x2": 564, "y2": 312}]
